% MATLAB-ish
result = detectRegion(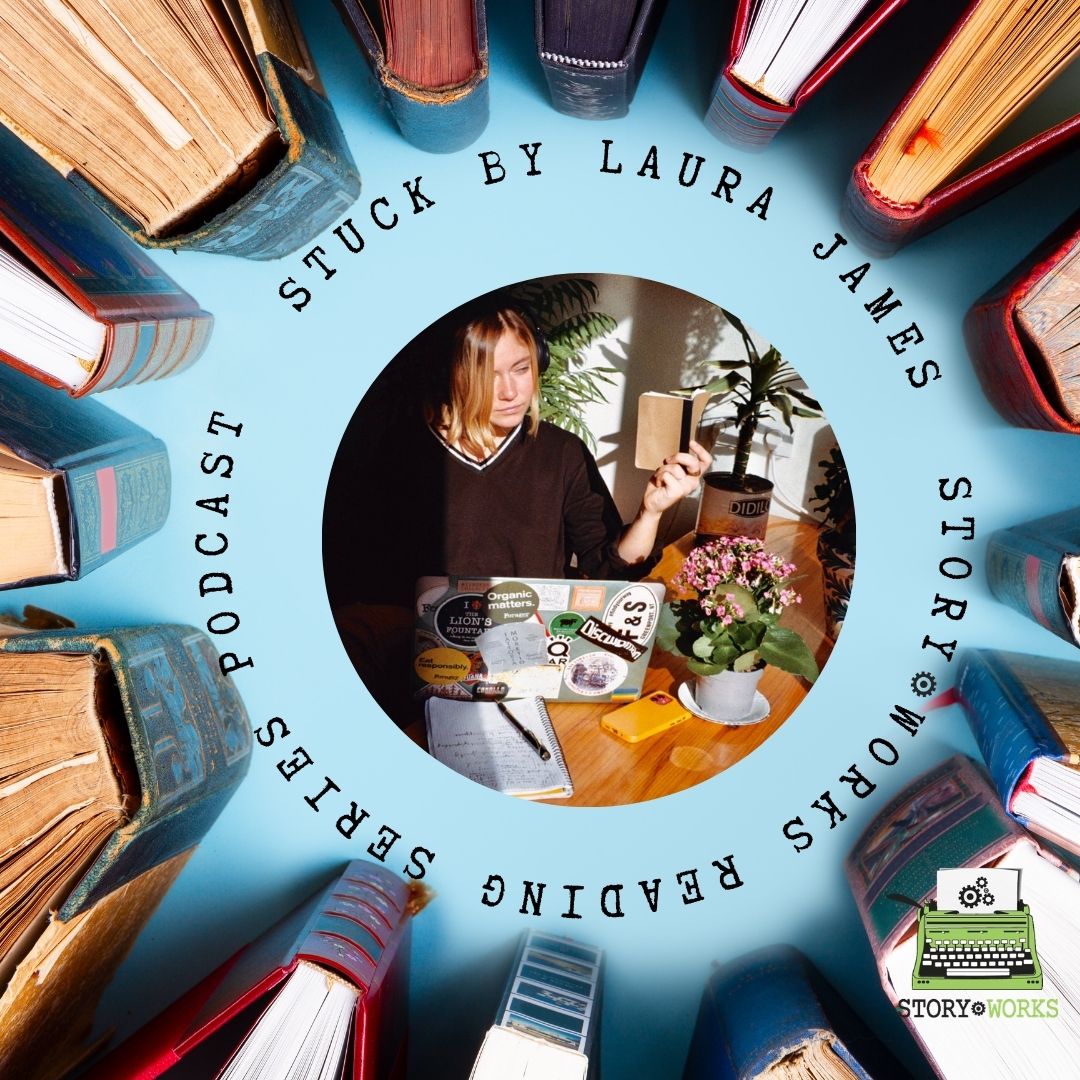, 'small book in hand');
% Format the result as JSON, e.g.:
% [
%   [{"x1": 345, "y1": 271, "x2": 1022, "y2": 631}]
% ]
[
  {"x1": 425, "y1": 696, "x2": 573, "y2": 799},
  {"x1": 635, "y1": 388, "x2": 711, "y2": 470}
]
